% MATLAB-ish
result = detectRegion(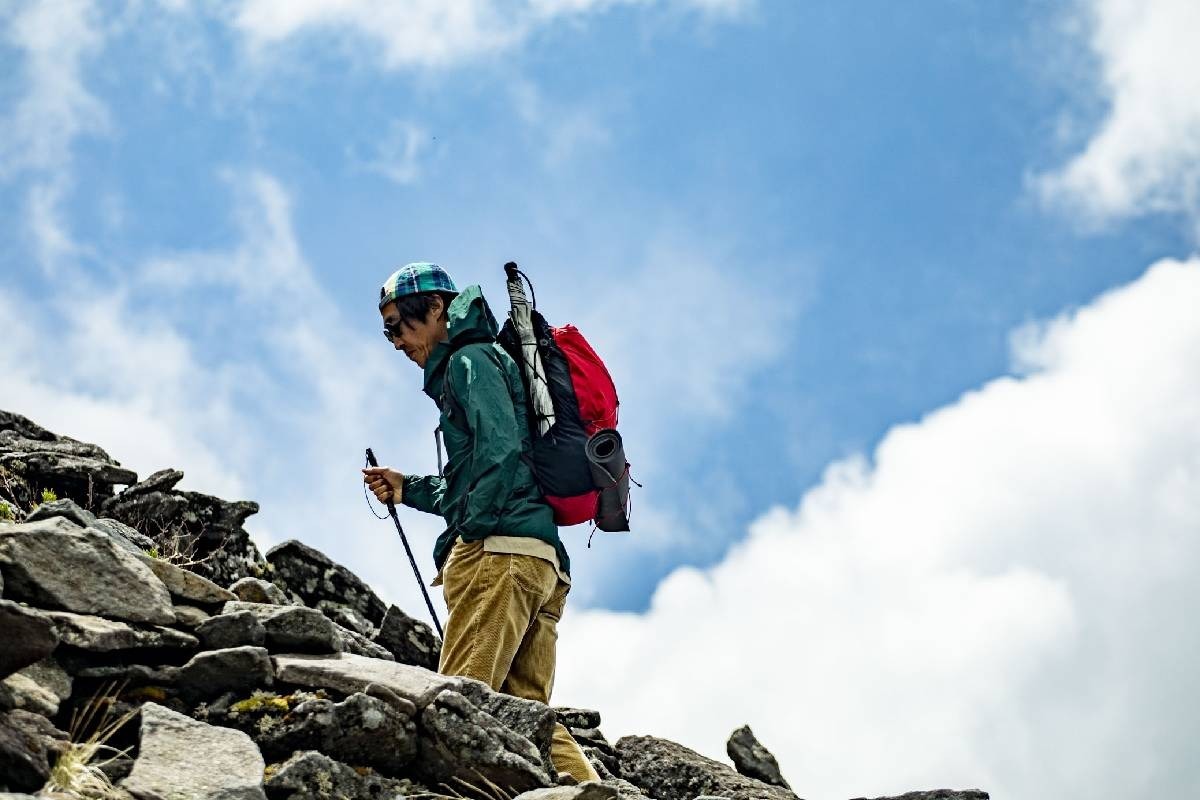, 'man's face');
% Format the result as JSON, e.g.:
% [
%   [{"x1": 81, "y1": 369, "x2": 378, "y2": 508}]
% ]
[{"x1": 381, "y1": 297, "x2": 445, "y2": 368}]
